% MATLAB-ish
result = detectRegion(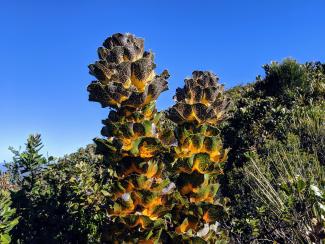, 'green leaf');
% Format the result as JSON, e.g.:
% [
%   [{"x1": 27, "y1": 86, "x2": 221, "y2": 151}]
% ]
[{"x1": 101, "y1": 190, "x2": 110, "y2": 196}]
